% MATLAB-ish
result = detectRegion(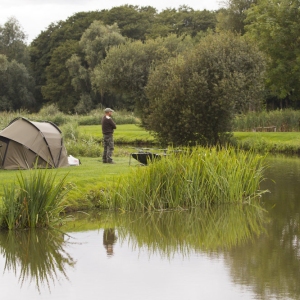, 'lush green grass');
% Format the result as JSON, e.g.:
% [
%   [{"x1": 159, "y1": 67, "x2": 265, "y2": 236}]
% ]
[
  {"x1": 79, "y1": 124, "x2": 156, "y2": 144},
  {"x1": 100, "y1": 147, "x2": 268, "y2": 211},
  {"x1": 78, "y1": 125, "x2": 300, "y2": 153},
  {"x1": 233, "y1": 132, "x2": 300, "y2": 153},
  {"x1": 0, "y1": 156, "x2": 142, "y2": 211}
]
